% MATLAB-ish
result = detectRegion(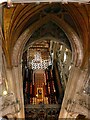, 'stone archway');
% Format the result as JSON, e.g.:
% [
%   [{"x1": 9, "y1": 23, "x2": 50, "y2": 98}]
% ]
[
  {"x1": 11, "y1": 14, "x2": 84, "y2": 118},
  {"x1": 12, "y1": 14, "x2": 83, "y2": 67}
]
